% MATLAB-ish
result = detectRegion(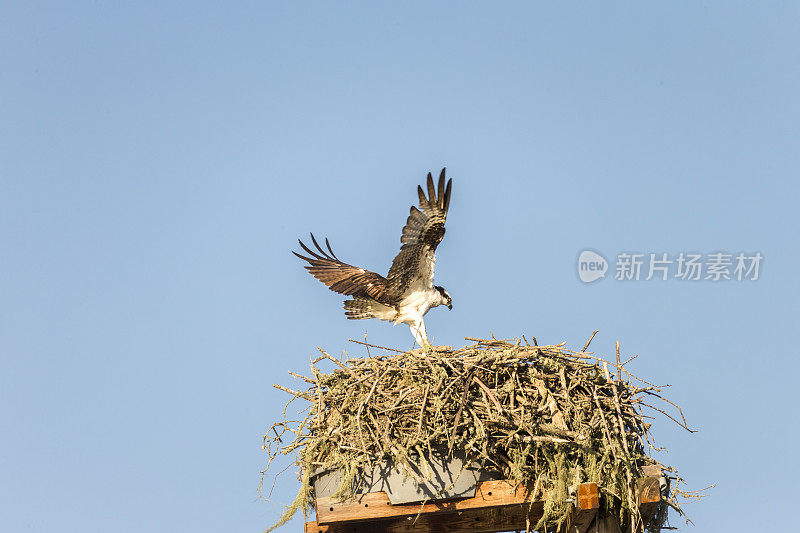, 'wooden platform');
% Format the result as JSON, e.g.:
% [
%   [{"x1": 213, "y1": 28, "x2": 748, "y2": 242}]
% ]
[{"x1": 304, "y1": 477, "x2": 661, "y2": 533}]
